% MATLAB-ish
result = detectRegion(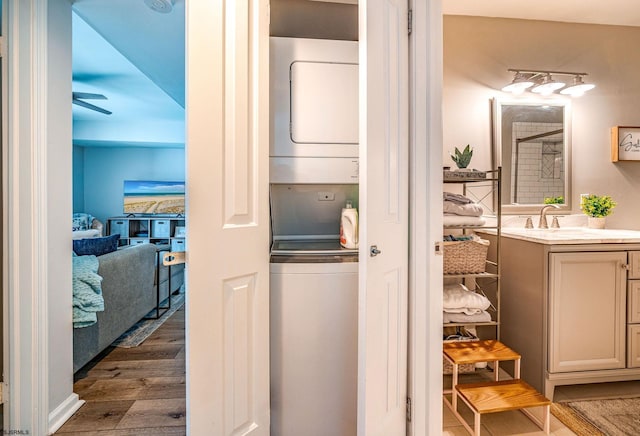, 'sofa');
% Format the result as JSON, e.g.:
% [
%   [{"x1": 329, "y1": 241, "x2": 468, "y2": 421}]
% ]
[{"x1": 73, "y1": 243, "x2": 185, "y2": 372}]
